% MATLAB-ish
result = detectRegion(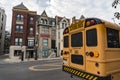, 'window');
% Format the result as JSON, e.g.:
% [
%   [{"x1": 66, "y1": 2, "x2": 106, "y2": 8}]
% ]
[
  {"x1": 21, "y1": 15, "x2": 24, "y2": 21},
  {"x1": 17, "y1": 14, "x2": 20, "y2": 20},
  {"x1": 42, "y1": 27, "x2": 45, "y2": 33},
  {"x1": 15, "y1": 38, "x2": 22, "y2": 46},
  {"x1": 28, "y1": 39, "x2": 34, "y2": 47},
  {"x1": 16, "y1": 25, "x2": 19, "y2": 31},
  {"x1": 16, "y1": 14, "x2": 24, "y2": 21},
  {"x1": 71, "y1": 54, "x2": 83, "y2": 65},
  {"x1": 41, "y1": 19, "x2": 44, "y2": 24},
  {"x1": 62, "y1": 23, "x2": 64, "y2": 29},
  {"x1": 65, "y1": 23, "x2": 67, "y2": 28},
  {"x1": 29, "y1": 27, "x2": 33, "y2": 34},
  {"x1": 2, "y1": 15, "x2": 4, "y2": 21},
  {"x1": 62, "y1": 20, "x2": 67, "y2": 29},
  {"x1": 52, "y1": 21, "x2": 55, "y2": 26},
  {"x1": 20, "y1": 26, "x2": 23, "y2": 32},
  {"x1": 43, "y1": 39, "x2": 48, "y2": 46},
  {"x1": 107, "y1": 28, "x2": 120, "y2": 48},
  {"x1": 71, "y1": 32, "x2": 83, "y2": 47},
  {"x1": 86, "y1": 29, "x2": 97, "y2": 46},
  {"x1": 14, "y1": 50, "x2": 21, "y2": 56},
  {"x1": 52, "y1": 30, "x2": 56, "y2": 36},
  {"x1": 51, "y1": 40, "x2": 56, "y2": 49},
  {"x1": 44, "y1": 20, "x2": 47, "y2": 24},
  {"x1": 64, "y1": 36, "x2": 69, "y2": 47},
  {"x1": 45, "y1": 27, "x2": 49, "y2": 34},
  {"x1": 42, "y1": 27, "x2": 49, "y2": 34},
  {"x1": 62, "y1": 23, "x2": 67, "y2": 29},
  {"x1": 15, "y1": 25, "x2": 23, "y2": 32},
  {"x1": 30, "y1": 17, "x2": 34, "y2": 23}
]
